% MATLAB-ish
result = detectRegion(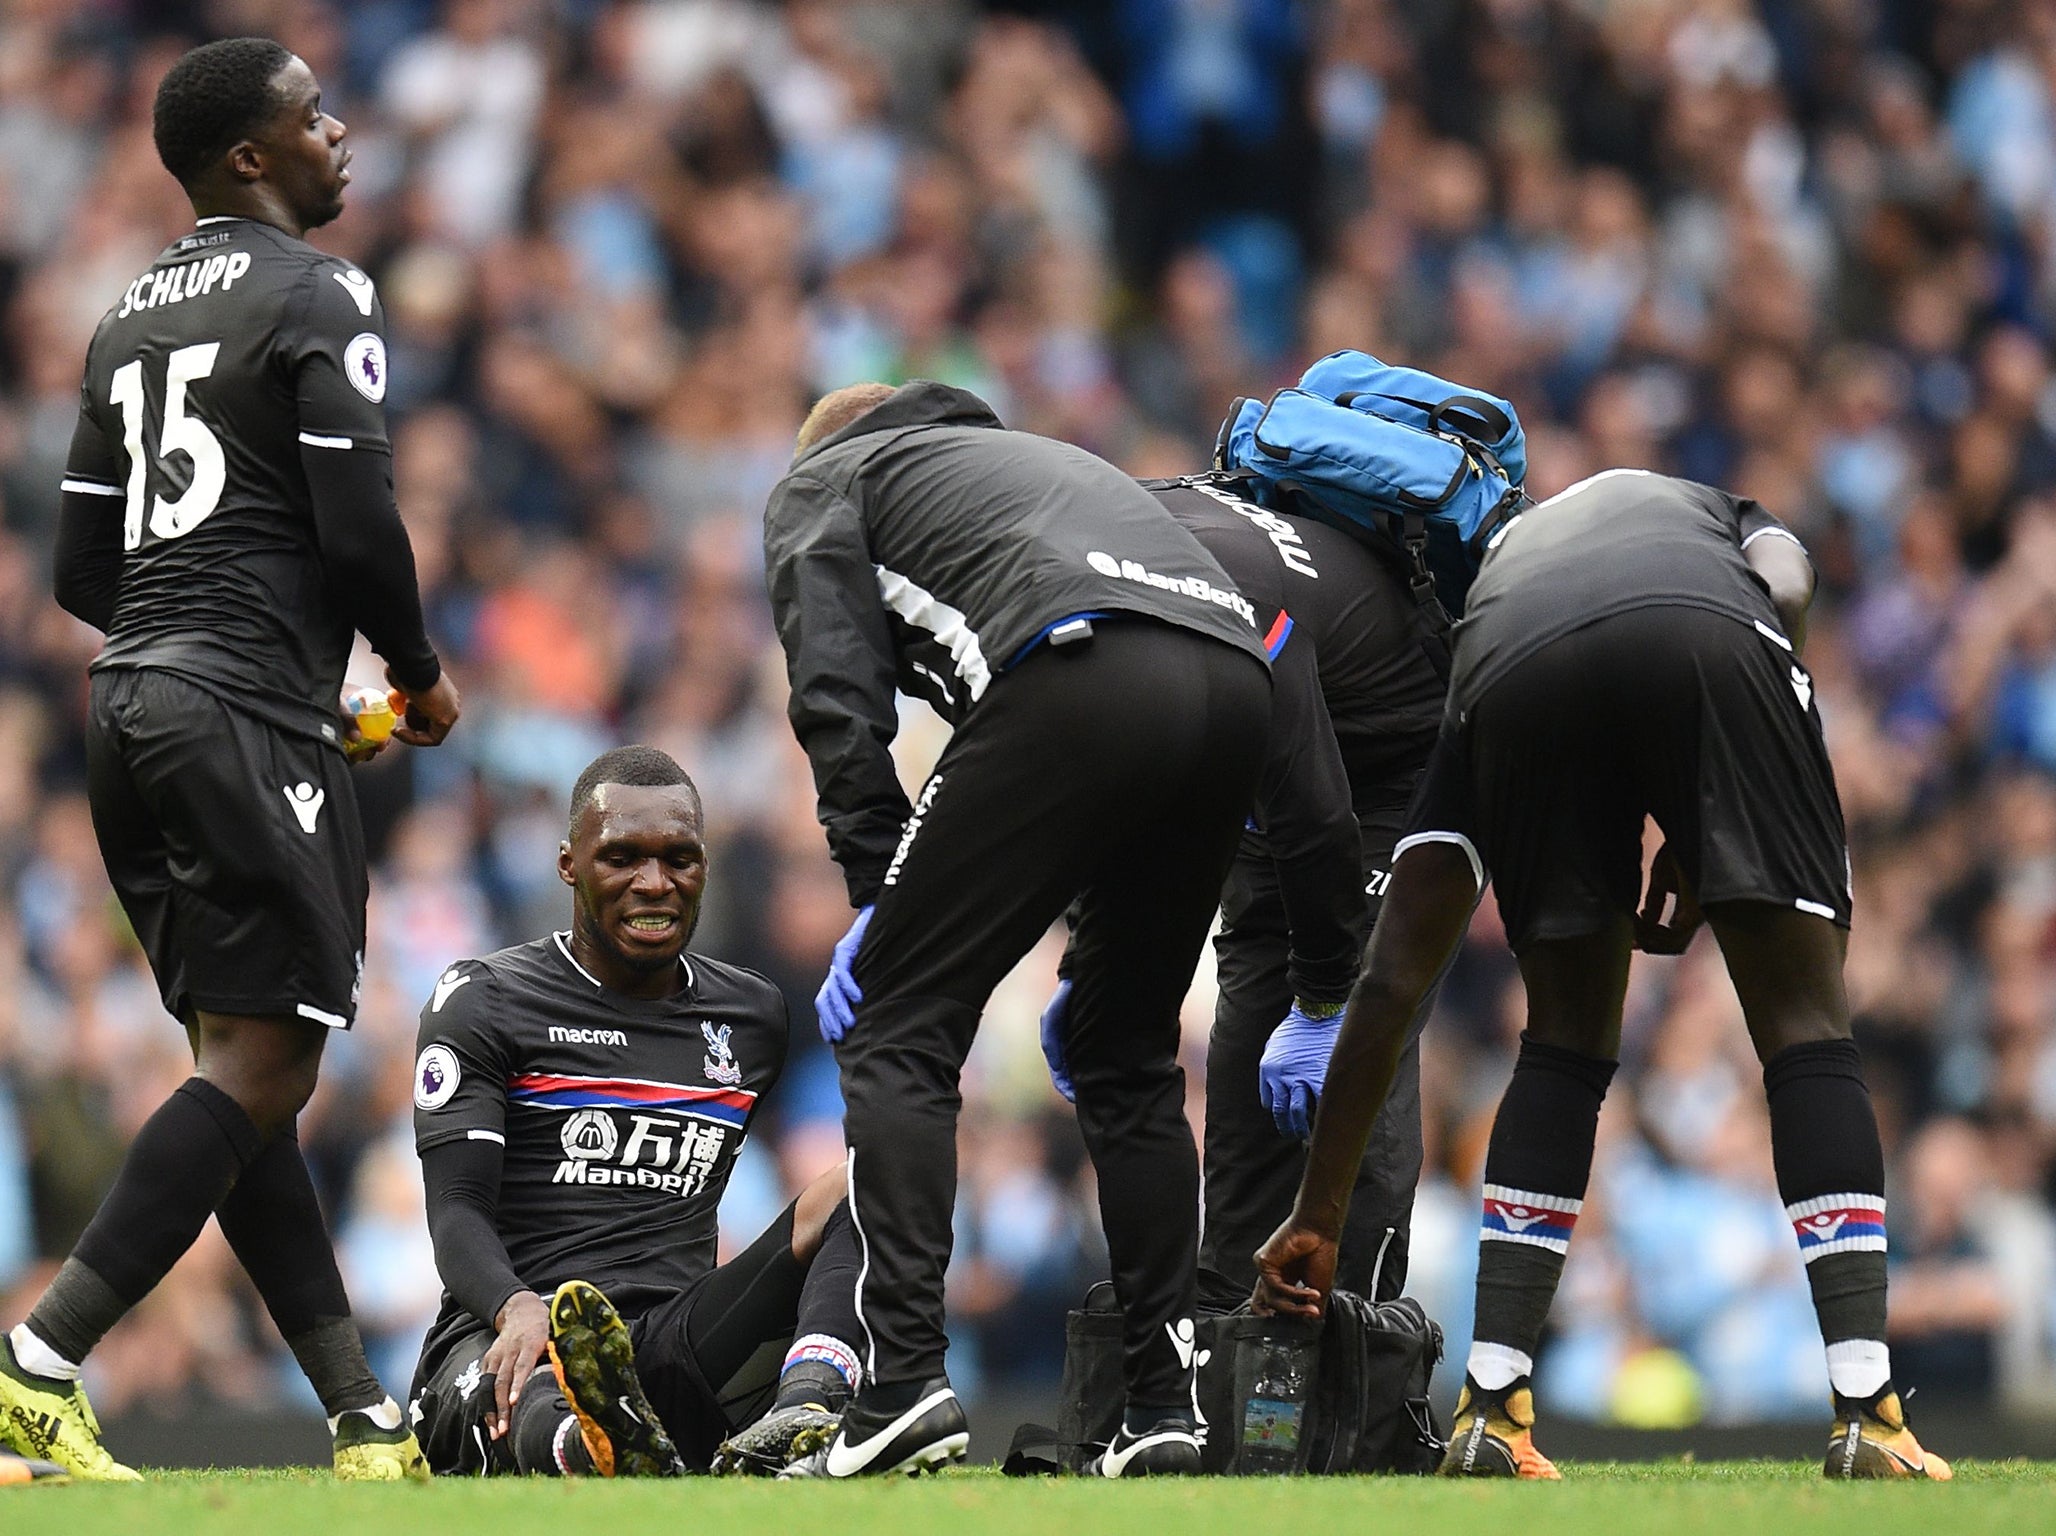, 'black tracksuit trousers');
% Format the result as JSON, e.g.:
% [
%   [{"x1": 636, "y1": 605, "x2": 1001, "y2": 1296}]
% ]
[
  {"x1": 1200, "y1": 795, "x2": 1425, "y2": 1308},
  {"x1": 840, "y1": 619, "x2": 1270, "y2": 1412}
]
